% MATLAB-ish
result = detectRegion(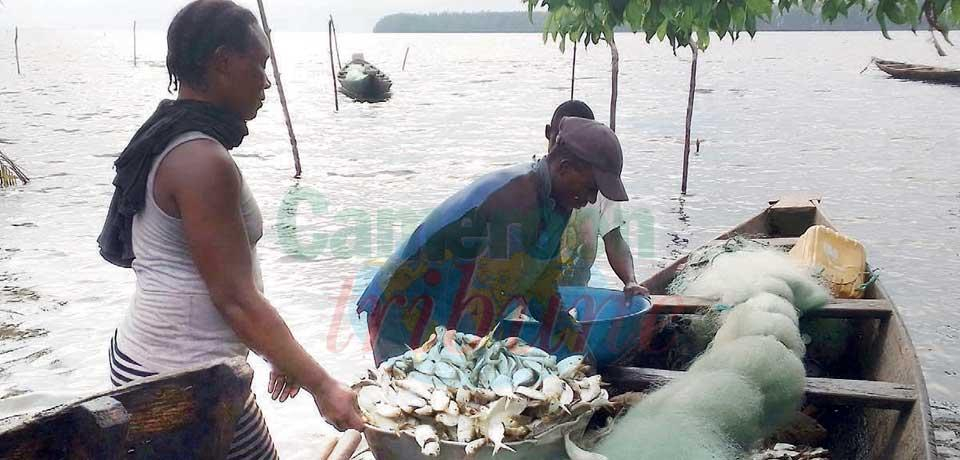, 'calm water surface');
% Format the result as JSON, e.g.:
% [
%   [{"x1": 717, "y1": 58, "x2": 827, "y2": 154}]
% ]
[{"x1": 1, "y1": 30, "x2": 958, "y2": 457}]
